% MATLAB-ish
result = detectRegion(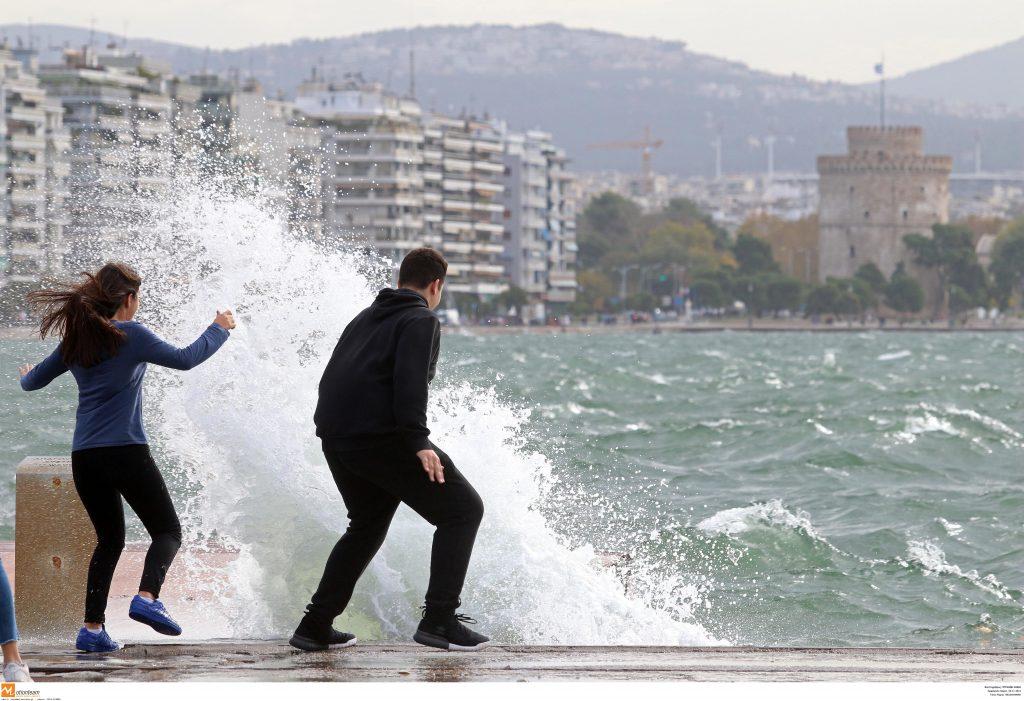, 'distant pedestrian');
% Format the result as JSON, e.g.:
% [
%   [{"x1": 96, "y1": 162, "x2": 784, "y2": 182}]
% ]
[{"x1": 18, "y1": 262, "x2": 235, "y2": 652}]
